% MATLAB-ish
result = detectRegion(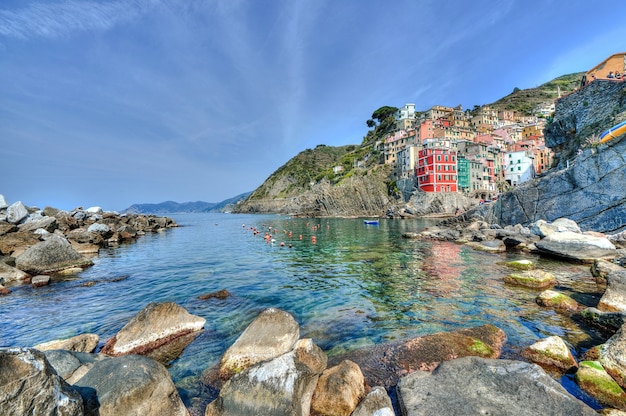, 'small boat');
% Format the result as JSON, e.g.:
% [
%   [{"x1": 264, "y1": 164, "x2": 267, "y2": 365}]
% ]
[{"x1": 363, "y1": 220, "x2": 379, "y2": 225}]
